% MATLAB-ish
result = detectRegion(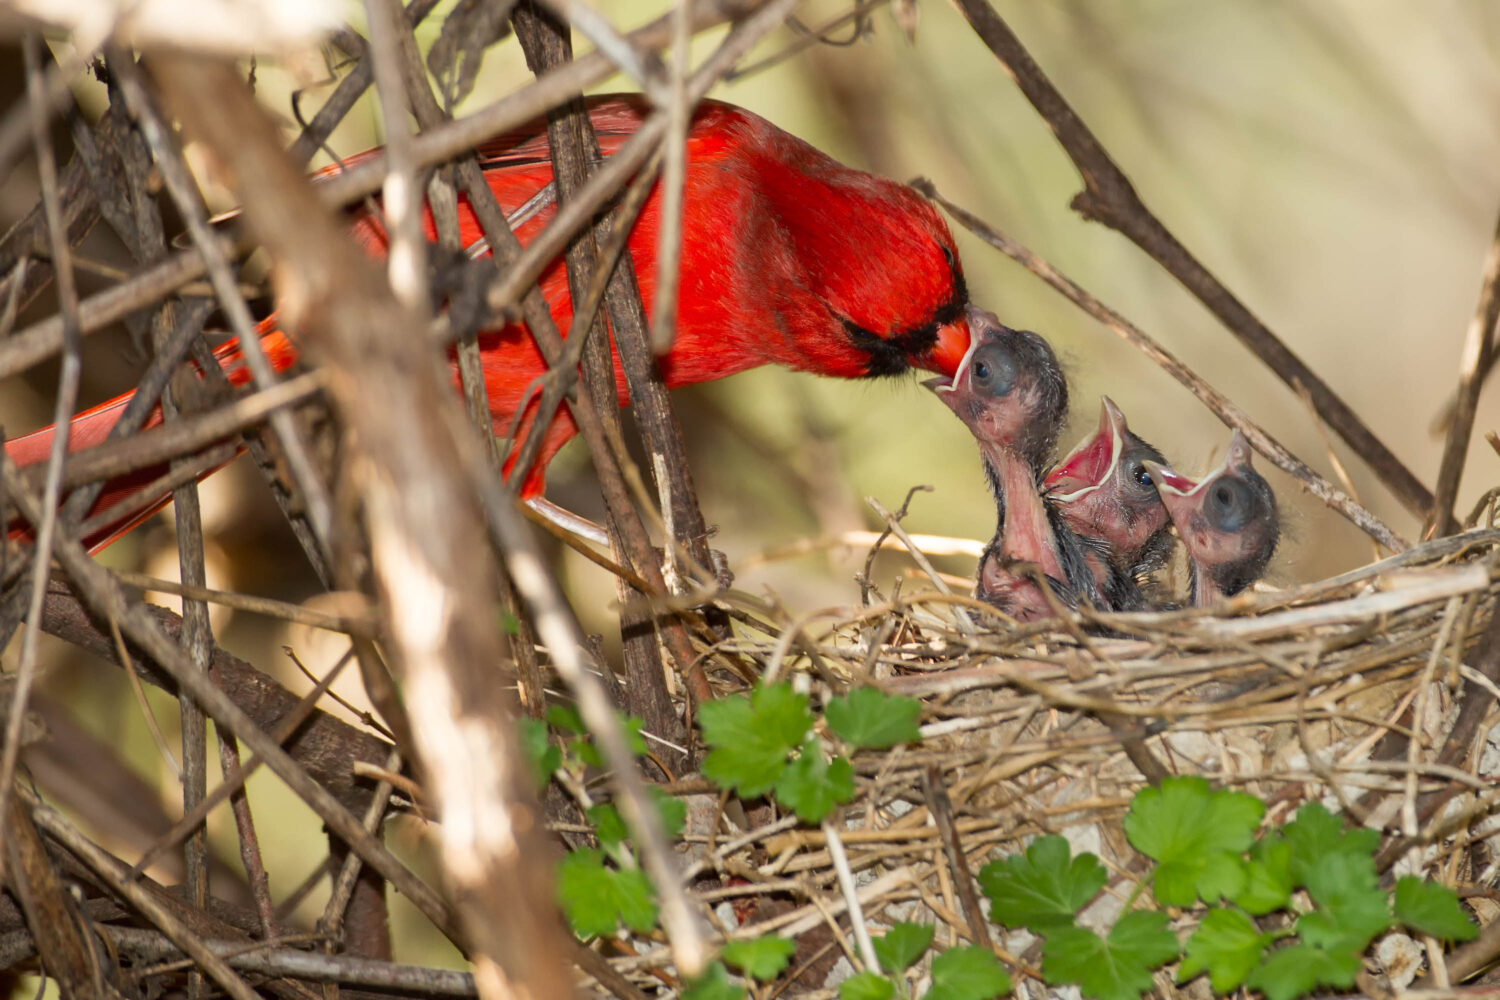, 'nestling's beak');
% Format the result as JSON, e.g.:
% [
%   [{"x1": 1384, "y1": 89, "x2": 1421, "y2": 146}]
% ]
[
  {"x1": 1046, "y1": 396, "x2": 1128, "y2": 501},
  {"x1": 1142, "y1": 459, "x2": 1201, "y2": 497}
]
